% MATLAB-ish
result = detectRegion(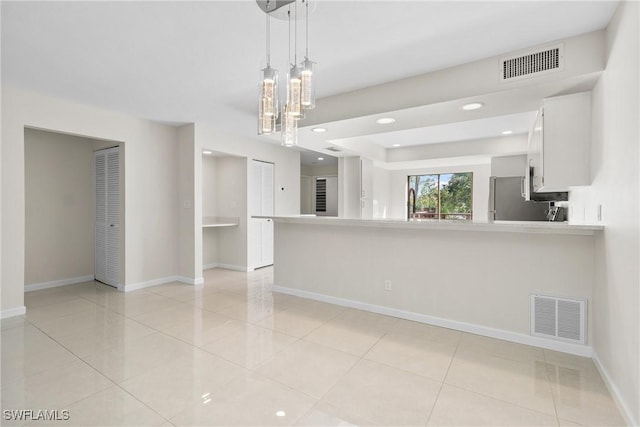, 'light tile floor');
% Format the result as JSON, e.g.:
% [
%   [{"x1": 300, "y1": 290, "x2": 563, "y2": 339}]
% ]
[{"x1": 1, "y1": 268, "x2": 626, "y2": 426}]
